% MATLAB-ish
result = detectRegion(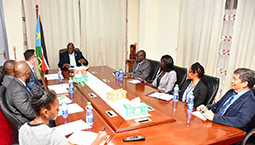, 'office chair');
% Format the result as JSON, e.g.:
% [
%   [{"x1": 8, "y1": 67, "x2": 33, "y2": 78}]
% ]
[
  {"x1": 0, "y1": 85, "x2": 23, "y2": 144},
  {"x1": 0, "y1": 66, "x2": 5, "y2": 84},
  {"x1": 202, "y1": 75, "x2": 220, "y2": 105},
  {"x1": 146, "y1": 59, "x2": 160, "y2": 83},
  {"x1": 242, "y1": 128, "x2": 255, "y2": 145},
  {"x1": 59, "y1": 48, "x2": 80, "y2": 62},
  {"x1": 174, "y1": 65, "x2": 187, "y2": 87}
]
